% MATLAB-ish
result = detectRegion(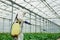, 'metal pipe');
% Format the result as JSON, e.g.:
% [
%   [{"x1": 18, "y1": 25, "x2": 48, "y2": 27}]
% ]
[
  {"x1": 40, "y1": 0, "x2": 60, "y2": 19},
  {"x1": 0, "y1": 8, "x2": 16, "y2": 14},
  {"x1": 0, "y1": 17, "x2": 11, "y2": 20}
]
